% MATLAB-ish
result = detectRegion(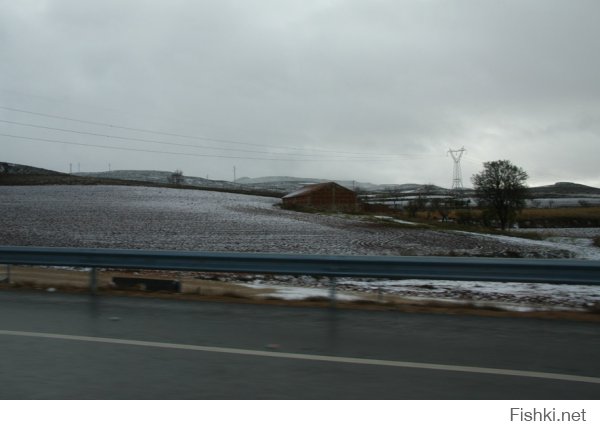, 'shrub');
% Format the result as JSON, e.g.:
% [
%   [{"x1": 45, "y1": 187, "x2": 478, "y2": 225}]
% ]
[{"x1": 455, "y1": 209, "x2": 477, "y2": 225}]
